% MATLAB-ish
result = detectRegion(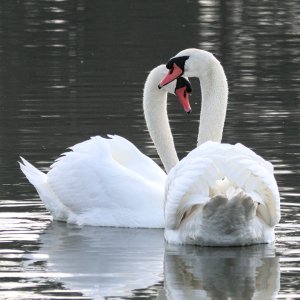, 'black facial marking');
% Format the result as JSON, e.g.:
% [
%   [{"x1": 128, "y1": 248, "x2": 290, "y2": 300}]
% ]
[
  {"x1": 176, "y1": 77, "x2": 193, "y2": 93},
  {"x1": 166, "y1": 56, "x2": 189, "y2": 74}
]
